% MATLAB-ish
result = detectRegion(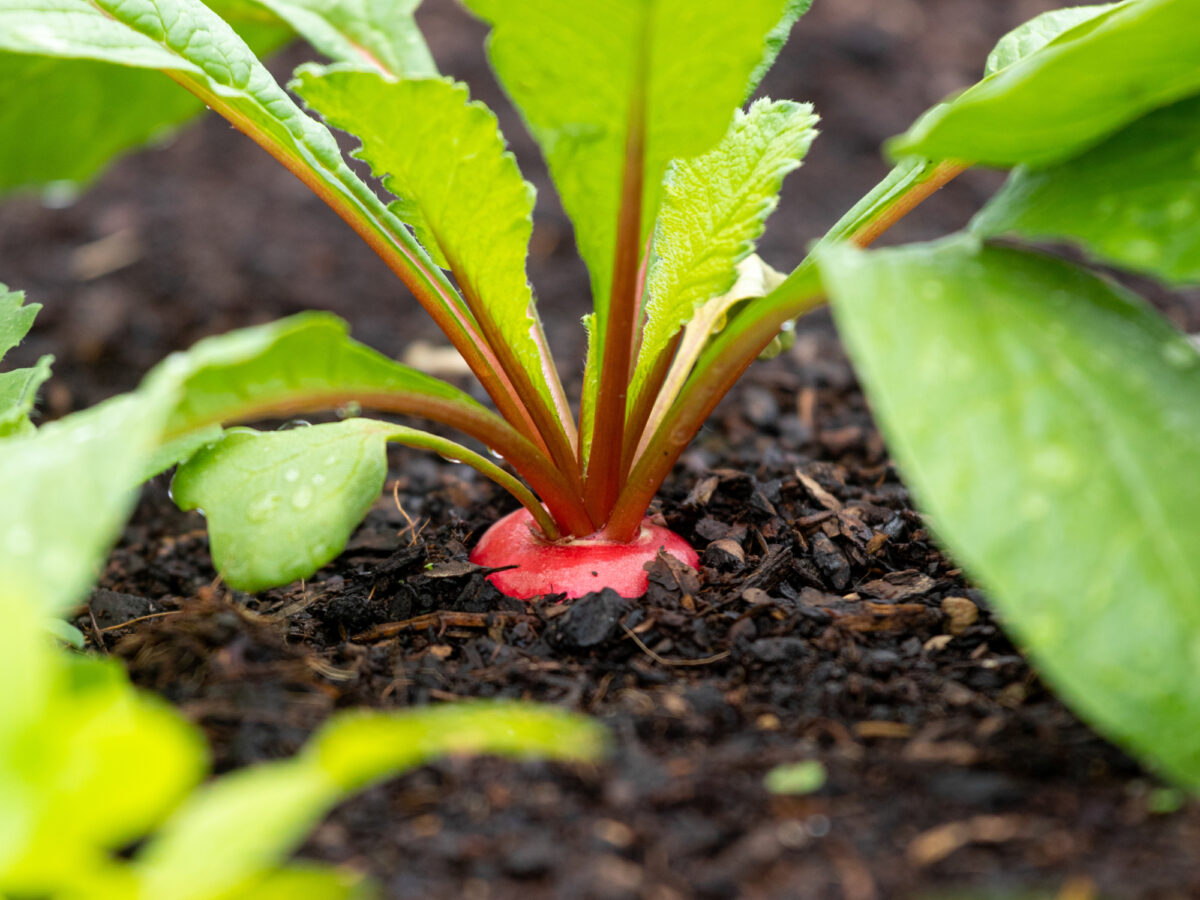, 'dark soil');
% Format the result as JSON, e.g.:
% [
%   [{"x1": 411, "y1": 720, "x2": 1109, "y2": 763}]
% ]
[{"x1": 4, "y1": 1, "x2": 1200, "y2": 898}]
